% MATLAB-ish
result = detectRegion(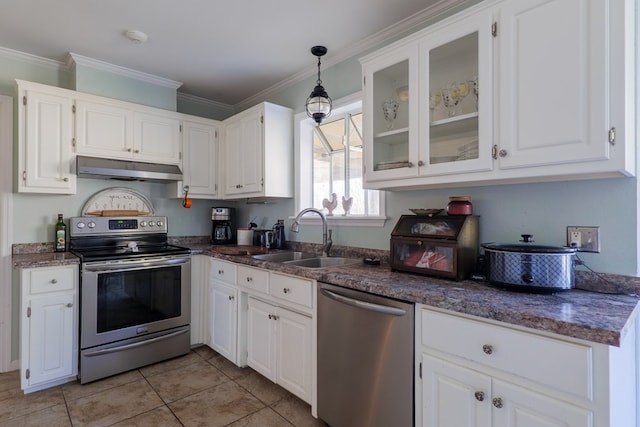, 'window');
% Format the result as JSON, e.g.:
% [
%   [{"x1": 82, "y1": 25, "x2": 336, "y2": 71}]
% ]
[{"x1": 295, "y1": 93, "x2": 385, "y2": 226}]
